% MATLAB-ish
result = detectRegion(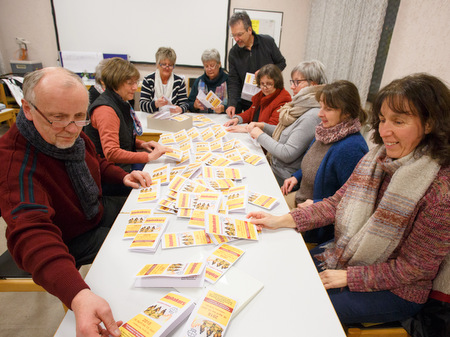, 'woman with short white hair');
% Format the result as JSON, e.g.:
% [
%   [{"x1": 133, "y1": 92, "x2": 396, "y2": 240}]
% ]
[{"x1": 188, "y1": 48, "x2": 228, "y2": 113}]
